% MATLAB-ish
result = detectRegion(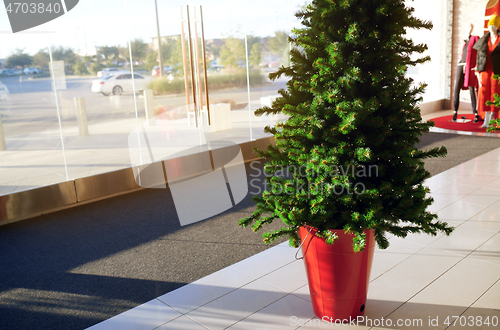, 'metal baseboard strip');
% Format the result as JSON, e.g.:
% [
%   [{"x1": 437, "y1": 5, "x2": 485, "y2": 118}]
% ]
[
  {"x1": 0, "y1": 136, "x2": 275, "y2": 227},
  {"x1": 0, "y1": 182, "x2": 77, "y2": 226},
  {"x1": 75, "y1": 168, "x2": 141, "y2": 203}
]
